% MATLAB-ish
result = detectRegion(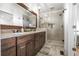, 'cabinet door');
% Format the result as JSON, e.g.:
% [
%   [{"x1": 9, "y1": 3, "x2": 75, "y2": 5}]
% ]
[
  {"x1": 1, "y1": 38, "x2": 16, "y2": 56},
  {"x1": 17, "y1": 42, "x2": 27, "y2": 56},
  {"x1": 35, "y1": 34, "x2": 38, "y2": 49},
  {"x1": 40, "y1": 32, "x2": 45, "y2": 46},
  {"x1": 1, "y1": 46, "x2": 16, "y2": 56},
  {"x1": 26, "y1": 40, "x2": 34, "y2": 56},
  {"x1": 35, "y1": 33, "x2": 41, "y2": 53},
  {"x1": 35, "y1": 32, "x2": 46, "y2": 54}
]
